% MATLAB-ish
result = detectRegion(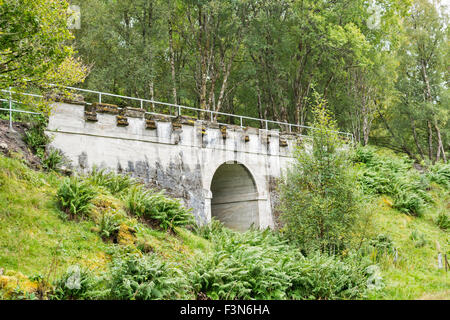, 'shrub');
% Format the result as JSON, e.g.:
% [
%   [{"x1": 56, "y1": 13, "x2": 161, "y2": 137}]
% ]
[
  {"x1": 87, "y1": 167, "x2": 137, "y2": 195},
  {"x1": 360, "y1": 234, "x2": 395, "y2": 263},
  {"x1": 353, "y1": 146, "x2": 433, "y2": 216},
  {"x1": 434, "y1": 213, "x2": 449, "y2": 230},
  {"x1": 409, "y1": 230, "x2": 429, "y2": 248},
  {"x1": 42, "y1": 149, "x2": 63, "y2": 171},
  {"x1": 125, "y1": 186, "x2": 195, "y2": 231},
  {"x1": 50, "y1": 265, "x2": 99, "y2": 300},
  {"x1": 393, "y1": 190, "x2": 426, "y2": 216},
  {"x1": 56, "y1": 176, "x2": 96, "y2": 219},
  {"x1": 193, "y1": 217, "x2": 228, "y2": 240},
  {"x1": 278, "y1": 100, "x2": 366, "y2": 254},
  {"x1": 427, "y1": 163, "x2": 450, "y2": 188},
  {"x1": 189, "y1": 227, "x2": 373, "y2": 300},
  {"x1": 108, "y1": 253, "x2": 188, "y2": 300},
  {"x1": 23, "y1": 117, "x2": 50, "y2": 154},
  {"x1": 99, "y1": 212, "x2": 122, "y2": 241}
]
